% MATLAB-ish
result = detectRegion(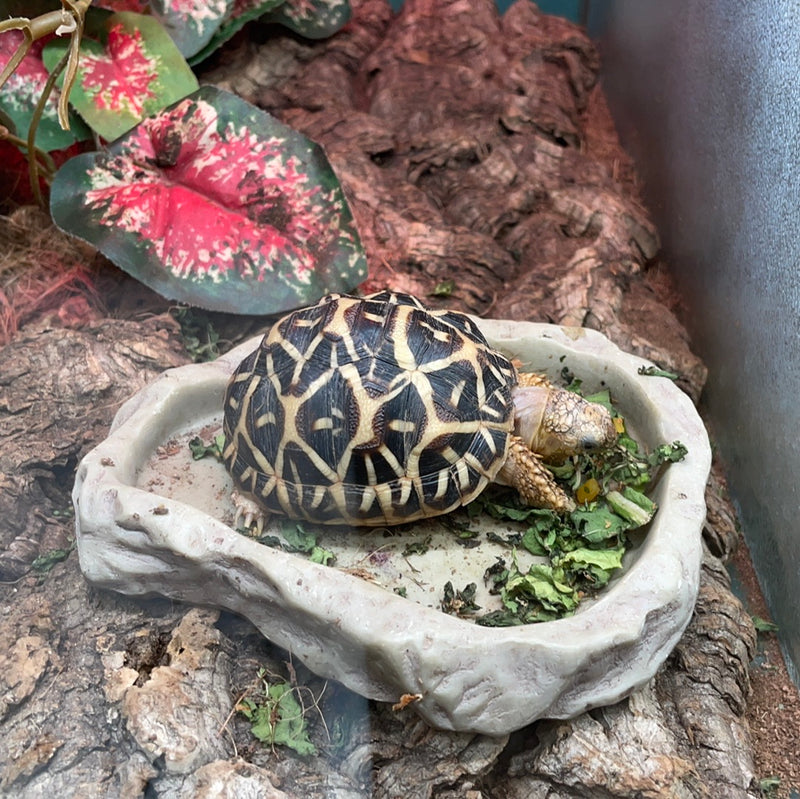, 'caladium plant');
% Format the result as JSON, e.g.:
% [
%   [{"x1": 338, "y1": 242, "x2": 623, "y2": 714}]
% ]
[
  {"x1": 42, "y1": 12, "x2": 199, "y2": 142},
  {"x1": 151, "y1": 0, "x2": 234, "y2": 60},
  {"x1": 2, "y1": 0, "x2": 363, "y2": 313},
  {"x1": 49, "y1": 86, "x2": 368, "y2": 314},
  {"x1": 265, "y1": 0, "x2": 353, "y2": 40},
  {"x1": 186, "y1": 0, "x2": 288, "y2": 65},
  {"x1": 92, "y1": 0, "x2": 236, "y2": 60},
  {"x1": 0, "y1": 31, "x2": 91, "y2": 152}
]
